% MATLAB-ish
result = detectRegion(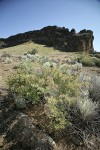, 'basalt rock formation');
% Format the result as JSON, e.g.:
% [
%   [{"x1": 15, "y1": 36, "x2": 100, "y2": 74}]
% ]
[
  {"x1": 0, "y1": 95, "x2": 56, "y2": 150},
  {"x1": 0, "y1": 26, "x2": 94, "y2": 53}
]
